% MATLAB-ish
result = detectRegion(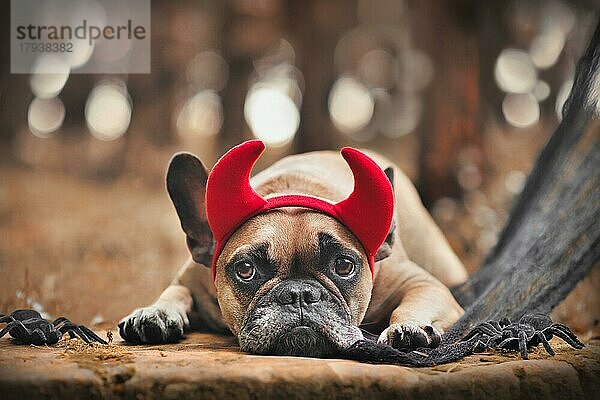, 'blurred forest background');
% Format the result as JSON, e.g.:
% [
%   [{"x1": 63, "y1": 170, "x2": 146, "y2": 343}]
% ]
[{"x1": 0, "y1": 0, "x2": 598, "y2": 335}]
